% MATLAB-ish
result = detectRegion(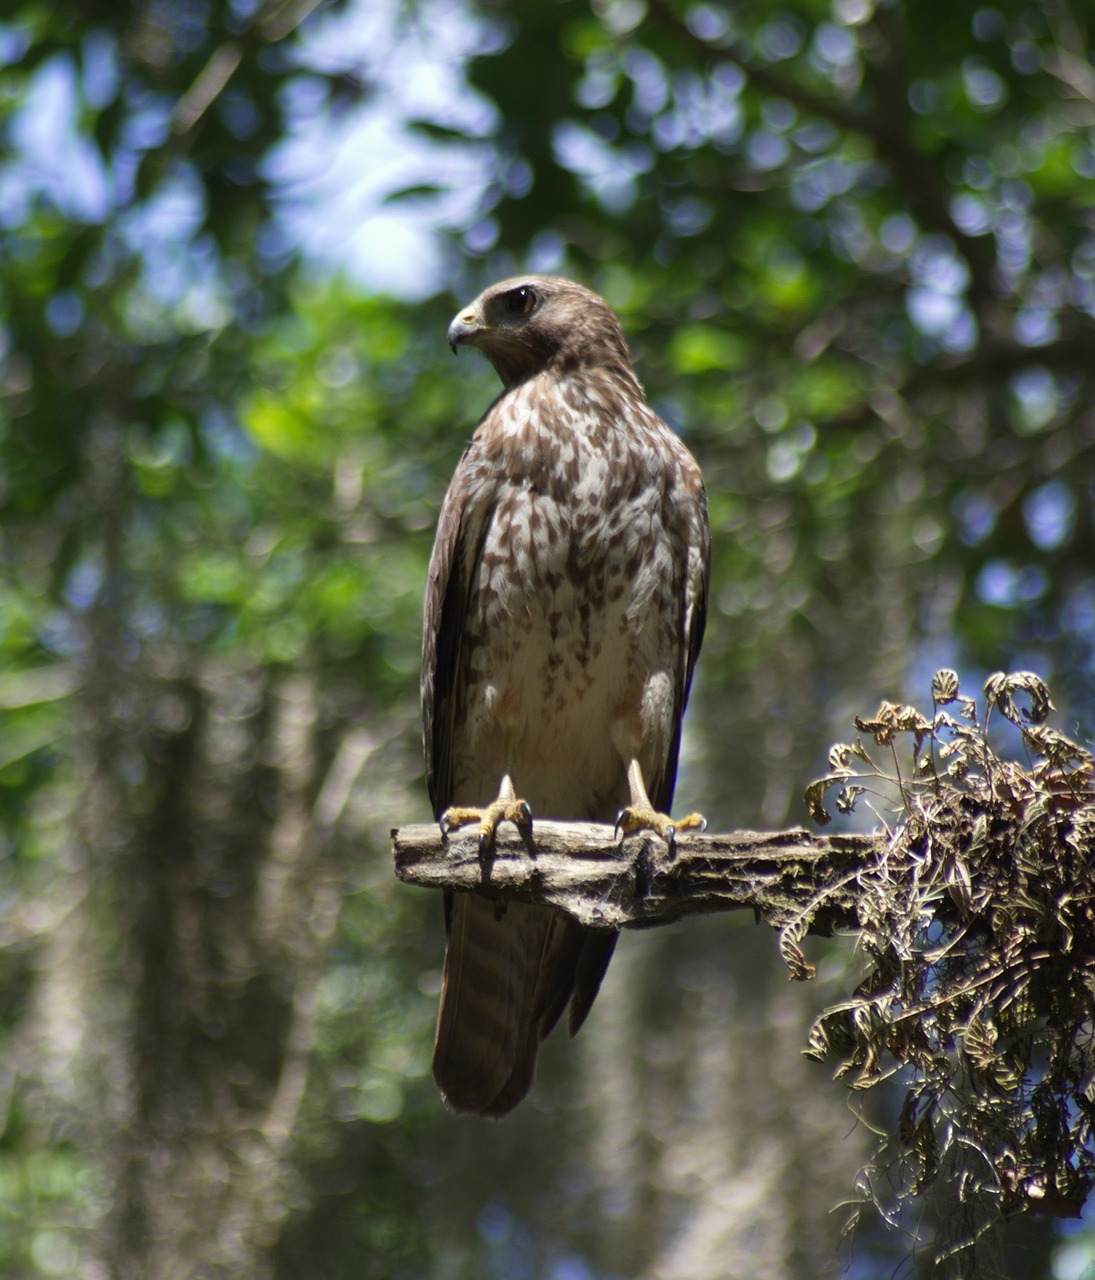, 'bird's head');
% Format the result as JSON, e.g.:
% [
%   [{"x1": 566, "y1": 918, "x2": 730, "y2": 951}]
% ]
[{"x1": 447, "y1": 276, "x2": 633, "y2": 389}]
